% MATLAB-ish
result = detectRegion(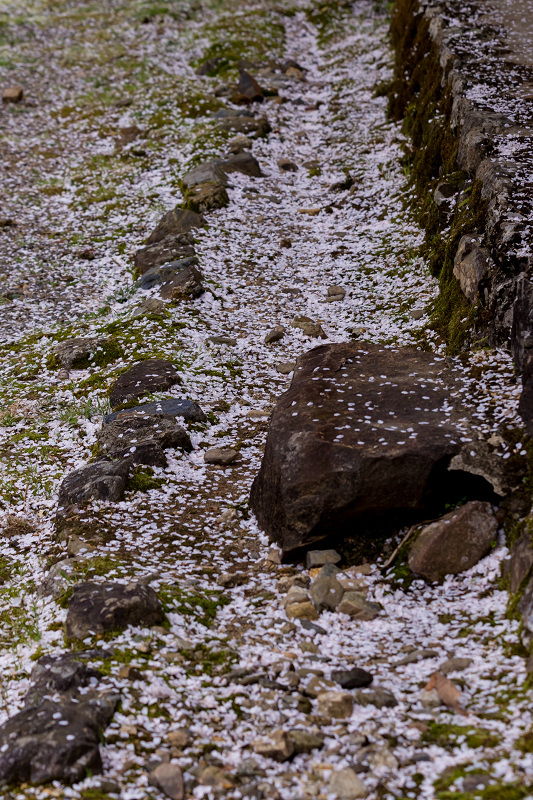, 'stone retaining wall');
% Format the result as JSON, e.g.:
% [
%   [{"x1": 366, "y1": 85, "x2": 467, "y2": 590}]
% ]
[{"x1": 389, "y1": 0, "x2": 533, "y2": 399}]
